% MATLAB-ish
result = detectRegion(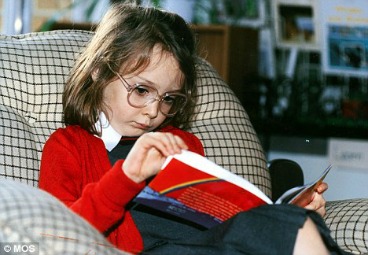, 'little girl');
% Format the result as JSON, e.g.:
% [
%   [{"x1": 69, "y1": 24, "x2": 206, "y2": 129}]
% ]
[{"x1": 39, "y1": 3, "x2": 348, "y2": 255}]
